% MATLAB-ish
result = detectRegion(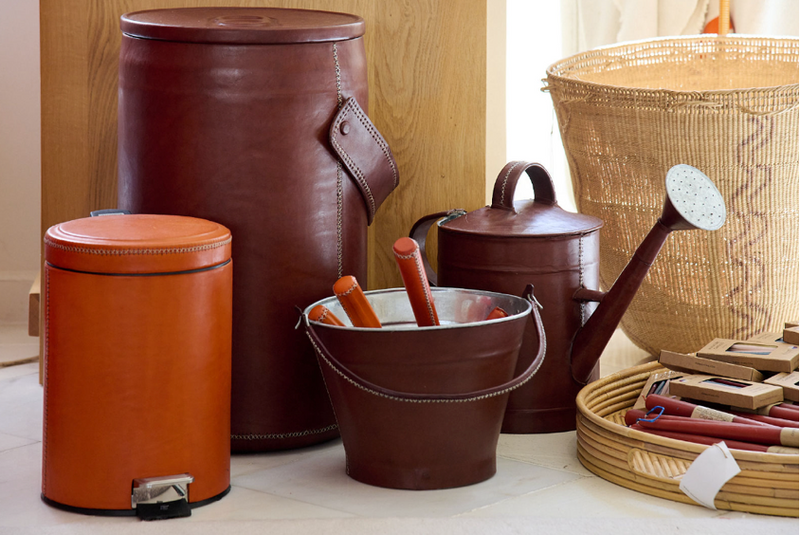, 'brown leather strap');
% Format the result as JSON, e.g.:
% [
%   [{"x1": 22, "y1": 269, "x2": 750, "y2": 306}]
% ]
[
  {"x1": 408, "y1": 209, "x2": 468, "y2": 287},
  {"x1": 329, "y1": 97, "x2": 399, "y2": 225},
  {"x1": 304, "y1": 289, "x2": 546, "y2": 403},
  {"x1": 490, "y1": 161, "x2": 557, "y2": 212}
]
